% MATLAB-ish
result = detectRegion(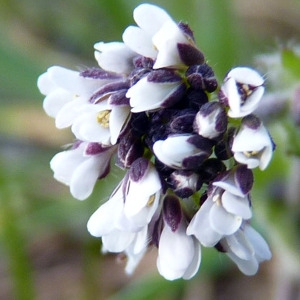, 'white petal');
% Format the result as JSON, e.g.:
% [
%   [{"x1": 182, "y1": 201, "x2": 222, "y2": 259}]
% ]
[
  {"x1": 127, "y1": 77, "x2": 181, "y2": 112},
  {"x1": 102, "y1": 229, "x2": 135, "y2": 252},
  {"x1": 222, "y1": 191, "x2": 252, "y2": 219},
  {"x1": 43, "y1": 89, "x2": 72, "y2": 118},
  {"x1": 55, "y1": 97, "x2": 89, "y2": 128},
  {"x1": 47, "y1": 66, "x2": 102, "y2": 96},
  {"x1": 109, "y1": 106, "x2": 130, "y2": 145},
  {"x1": 228, "y1": 67, "x2": 264, "y2": 86},
  {"x1": 227, "y1": 252, "x2": 259, "y2": 276},
  {"x1": 94, "y1": 42, "x2": 135, "y2": 74},
  {"x1": 122, "y1": 26, "x2": 157, "y2": 58},
  {"x1": 157, "y1": 223, "x2": 195, "y2": 280},
  {"x1": 71, "y1": 111, "x2": 111, "y2": 144},
  {"x1": 124, "y1": 167, "x2": 161, "y2": 219},
  {"x1": 182, "y1": 239, "x2": 201, "y2": 280},
  {"x1": 224, "y1": 77, "x2": 241, "y2": 116},
  {"x1": 50, "y1": 146, "x2": 84, "y2": 185},
  {"x1": 133, "y1": 3, "x2": 172, "y2": 36},
  {"x1": 187, "y1": 199, "x2": 222, "y2": 247},
  {"x1": 70, "y1": 154, "x2": 110, "y2": 200},
  {"x1": 125, "y1": 246, "x2": 147, "y2": 275},
  {"x1": 209, "y1": 203, "x2": 242, "y2": 235},
  {"x1": 224, "y1": 231, "x2": 254, "y2": 260},
  {"x1": 87, "y1": 190, "x2": 123, "y2": 237},
  {"x1": 244, "y1": 225, "x2": 272, "y2": 261},
  {"x1": 37, "y1": 71, "x2": 57, "y2": 95}
]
